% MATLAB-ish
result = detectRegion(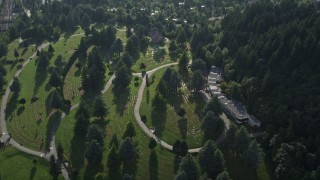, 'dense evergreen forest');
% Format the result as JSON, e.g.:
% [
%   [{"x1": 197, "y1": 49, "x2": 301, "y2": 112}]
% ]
[
  {"x1": 1, "y1": 0, "x2": 320, "y2": 179},
  {"x1": 217, "y1": 1, "x2": 320, "y2": 179}
]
